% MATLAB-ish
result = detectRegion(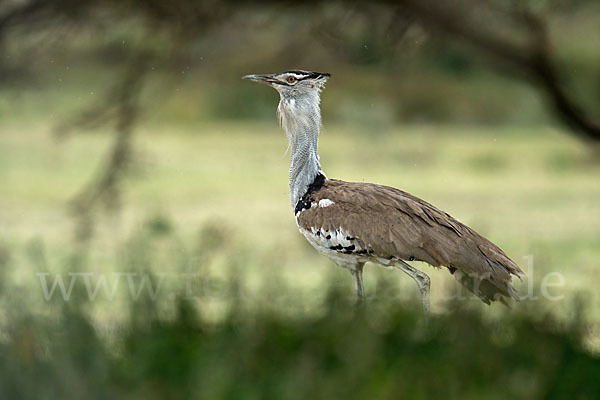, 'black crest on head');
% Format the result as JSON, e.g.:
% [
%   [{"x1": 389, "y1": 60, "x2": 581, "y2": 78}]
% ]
[{"x1": 285, "y1": 70, "x2": 330, "y2": 80}]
